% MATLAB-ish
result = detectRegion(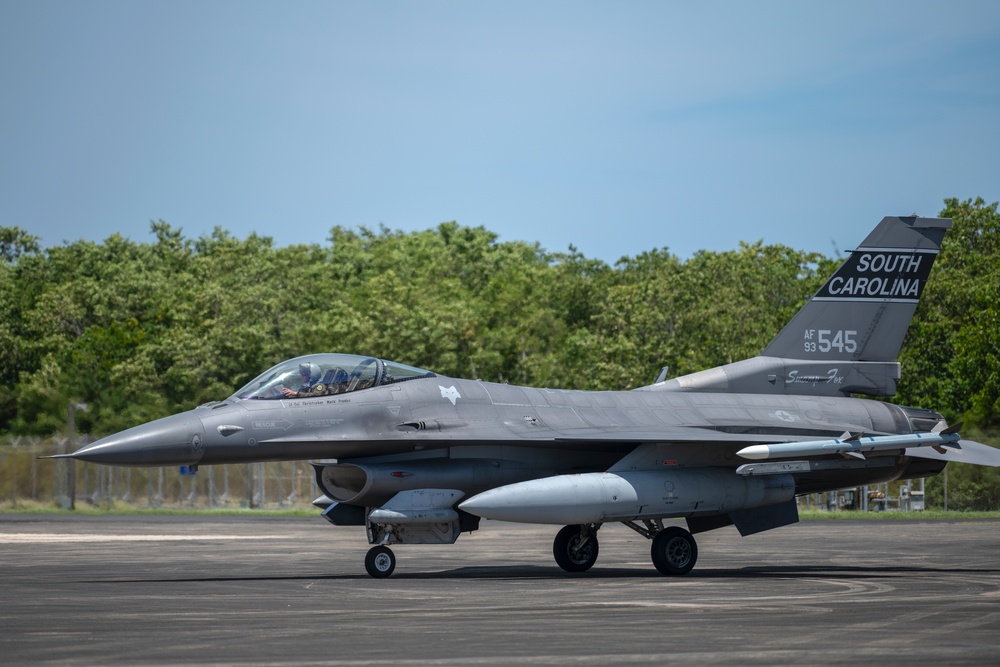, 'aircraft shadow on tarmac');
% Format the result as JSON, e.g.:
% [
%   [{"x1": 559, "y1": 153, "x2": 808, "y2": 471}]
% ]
[{"x1": 91, "y1": 563, "x2": 1000, "y2": 584}]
